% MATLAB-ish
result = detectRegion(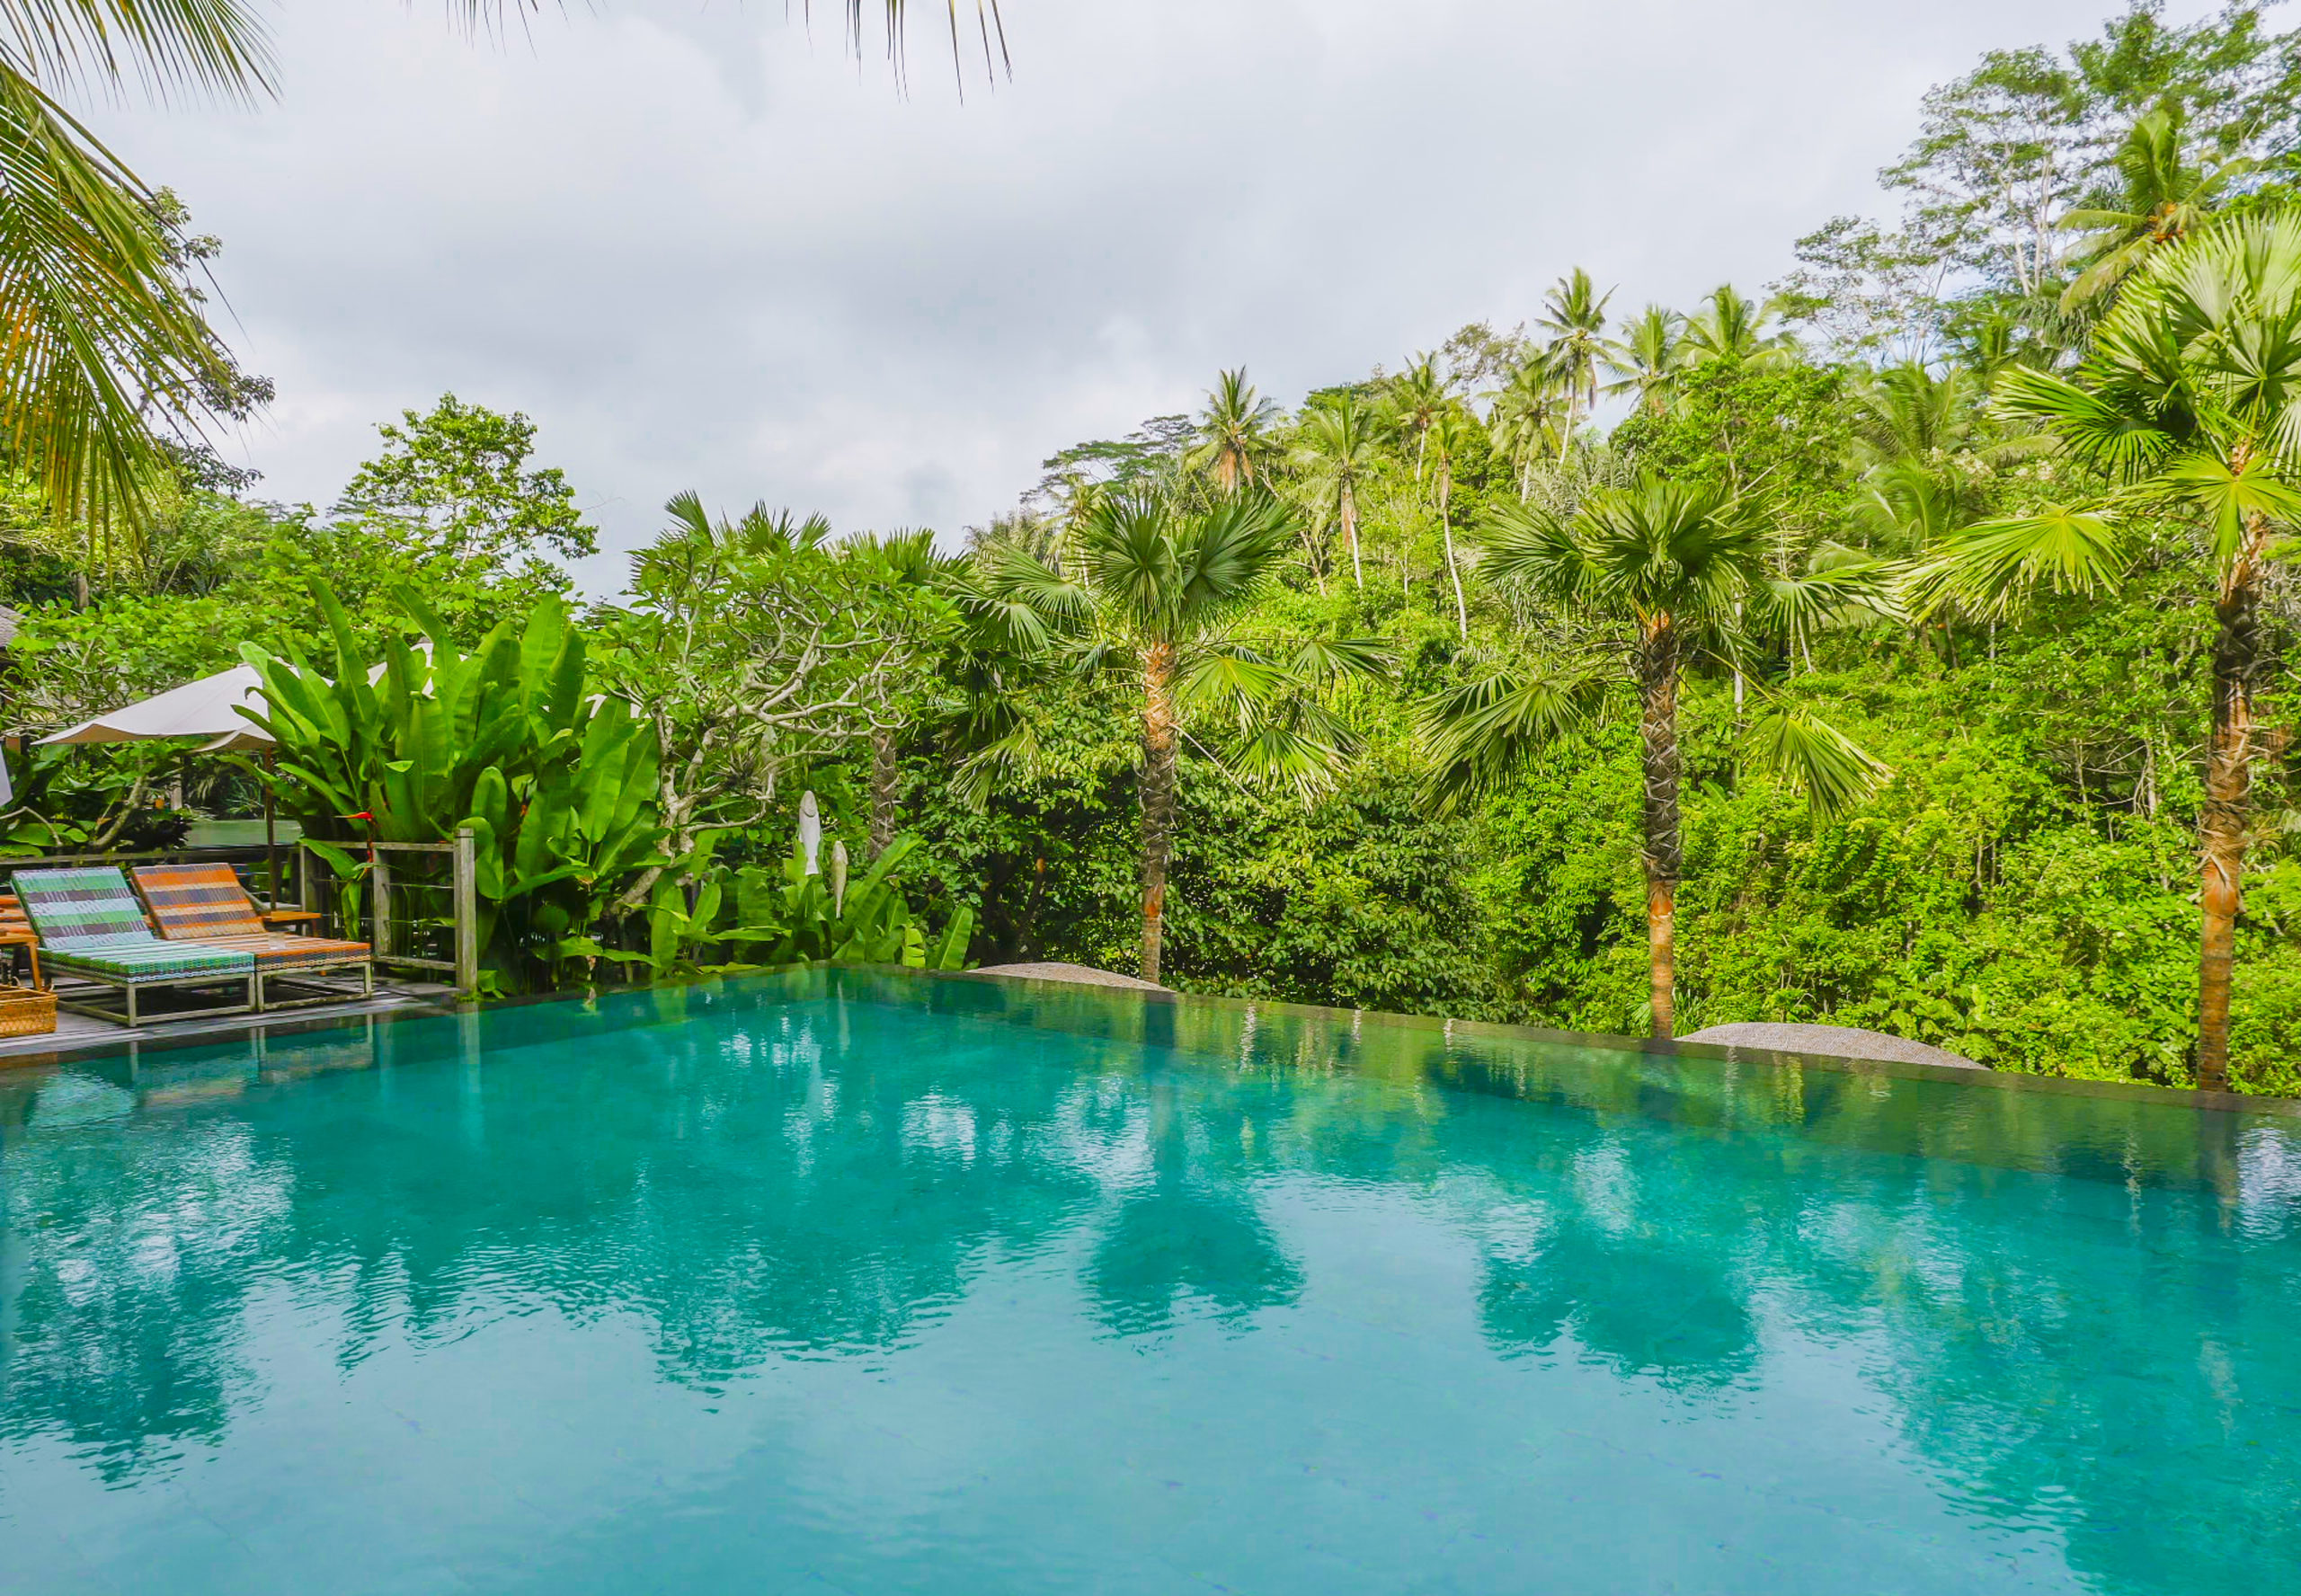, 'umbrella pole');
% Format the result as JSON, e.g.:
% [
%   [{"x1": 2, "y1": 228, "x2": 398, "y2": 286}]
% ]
[{"x1": 263, "y1": 747, "x2": 280, "y2": 909}]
